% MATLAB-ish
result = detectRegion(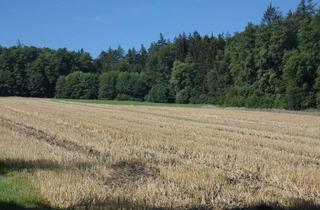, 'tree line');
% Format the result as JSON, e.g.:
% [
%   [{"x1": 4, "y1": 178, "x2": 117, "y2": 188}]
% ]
[{"x1": 1, "y1": 0, "x2": 320, "y2": 110}]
